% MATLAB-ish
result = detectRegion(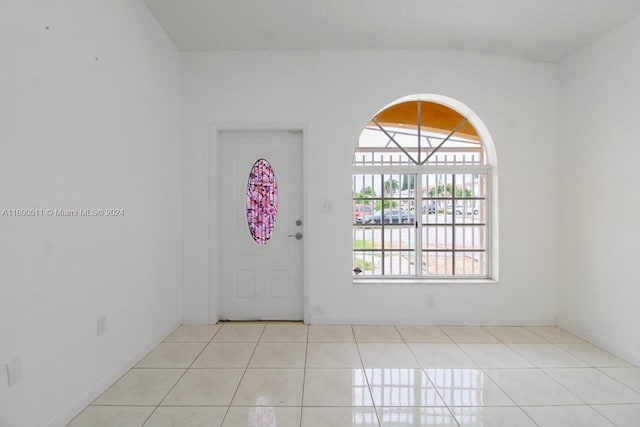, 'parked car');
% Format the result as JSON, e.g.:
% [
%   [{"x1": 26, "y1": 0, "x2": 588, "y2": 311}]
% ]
[
  {"x1": 353, "y1": 205, "x2": 374, "y2": 223},
  {"x1": 423, "y1": 202, "x2": 437, "y2": 214},
  {"x1": 446, "y1": 203, "x2": 479, "y2": 215},
  {"x1": 446, "y1": 204, "x2": 461, "y2": 215},
  {"x1": 369, "y1": 209, "x2": 415, "y2": 224}
]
